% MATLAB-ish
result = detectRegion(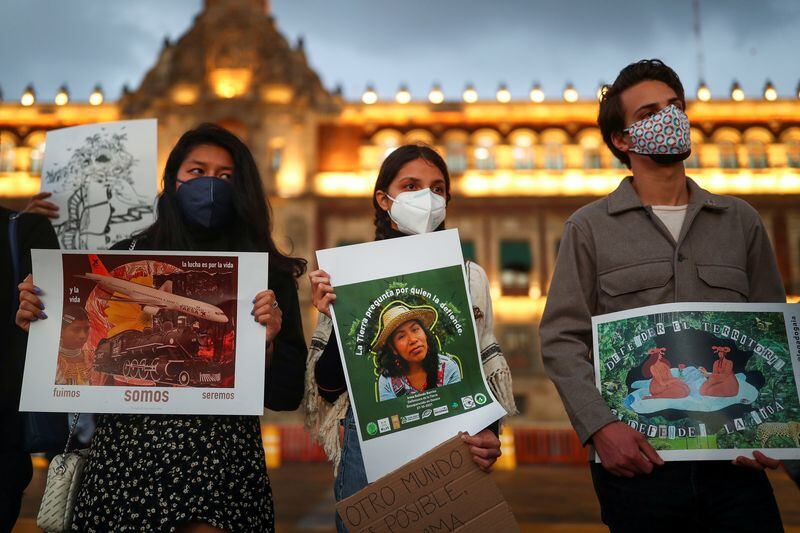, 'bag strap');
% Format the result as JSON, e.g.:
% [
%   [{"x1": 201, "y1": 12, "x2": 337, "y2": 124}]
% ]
[{"x1": 55, "y1": 413, "x2": 82, "y2": 474}]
